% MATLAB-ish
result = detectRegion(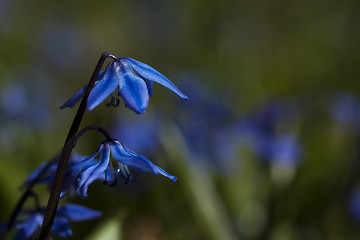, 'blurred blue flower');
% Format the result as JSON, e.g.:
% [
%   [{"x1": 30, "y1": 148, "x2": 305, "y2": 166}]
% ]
[
  {"x1": 0, "y1": 78, "x2": 52, "y2": 130},
  {"x1": 176, "y1": 75, "x2": 302, "y2": 173},
  {"x1": 2, "y1": 204, "x2": 101, "y2": 240},
  {"x1": 173, "y1": 76, "x2": 238, "y2": 173},
  {"x1": 22, "y1": 153, "x2": 87, "y2": 198},
  {"x1": 0, "y1": 83, "x2": 27, "y2": 119},
  {"x1": 272, "y1": 135, "x2": 300, "y2": 165},
  {"x1": 329, "y1": 93, "x2": 360, "y2": 129},
  {"x1": 37, "y1": 21, "x2": 90, "y2": 74},
  {"x1": 111, "y1": 112, "x2": 162, "y2": 154},
  {"x1": 68, "y1": 139, "x2": 177, "y2": 198},
  {"x1": 61, "y1": 58, "x2": 188, "y2": 114},
  {"x1": 241, "y1": 101, "x2": 301, "y2": 166}
]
